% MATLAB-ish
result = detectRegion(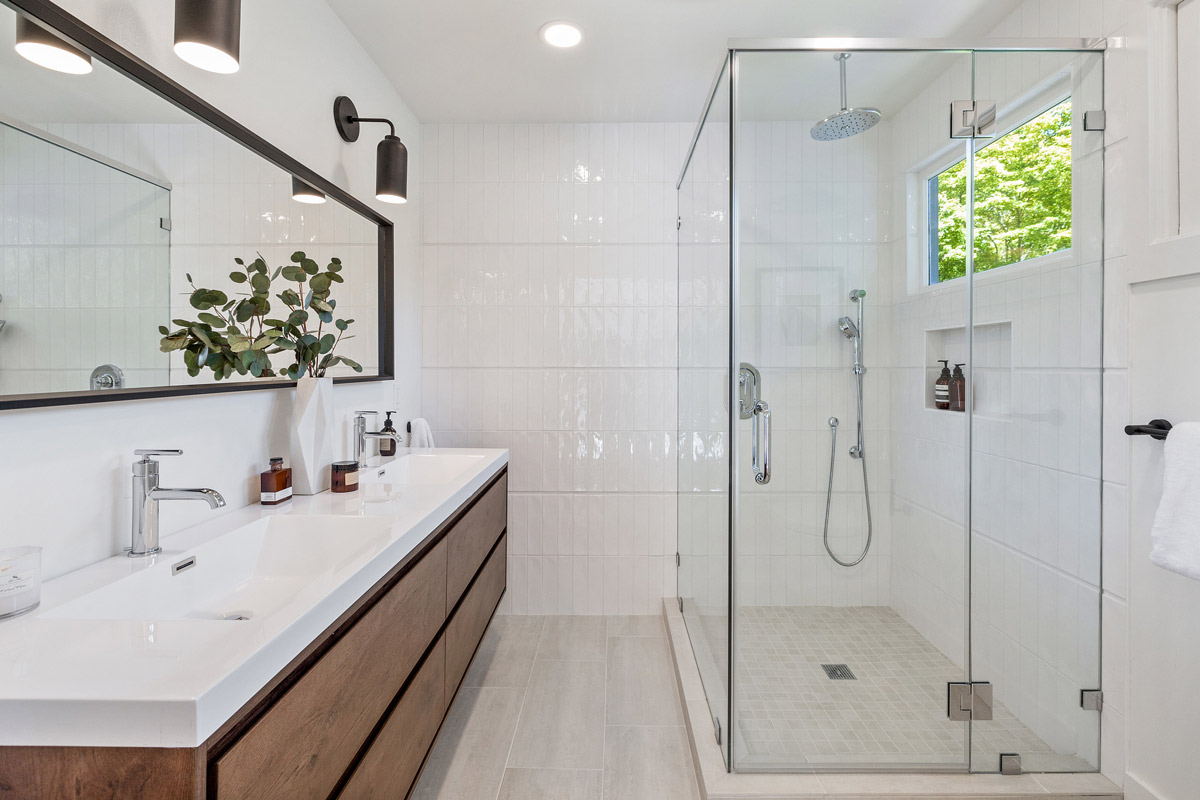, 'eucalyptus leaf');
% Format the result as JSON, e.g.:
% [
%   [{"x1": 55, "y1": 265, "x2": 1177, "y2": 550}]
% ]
[
  {"x1": 335, "y1": 319, "x2": 348, "y2": 331},
  {"x1": 281, "y1": 266, "x2": 306, "y2": 282},
  {"x1": 302, "y1": 258, "x2": 320, "y2": 275},
  {"x1": 308, "y1": 274, "x2": 331, "y2": 294},
  {"x1": 228, "y1": 272, "x2": 247, "y2": 284},
  {"x1": 290, "y1": 250, "x2": 306, "y2": 262},
  {"x1": 319, "y1": 333, "x2": 336, "y2": 354},
  {"x1": 250, "y1": 272, "x2": 270, "y2": 293},
  {"x1": 341, "y1": 357, "x2": 363, "y2": 373},
  {"x1": 327, "y1": 258, "x2": 342, "y2": 273},
  {"x1": 198, "y1": 312, "x2": 225, "y2": 328}
]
